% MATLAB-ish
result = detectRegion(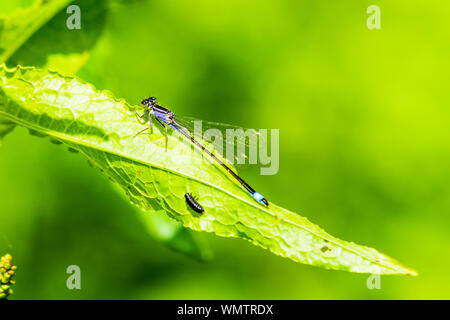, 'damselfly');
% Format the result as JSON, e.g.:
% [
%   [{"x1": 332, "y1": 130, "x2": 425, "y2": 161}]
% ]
[{"x1": 135, "y1": 96, "x2": 269, "y2": 207}]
